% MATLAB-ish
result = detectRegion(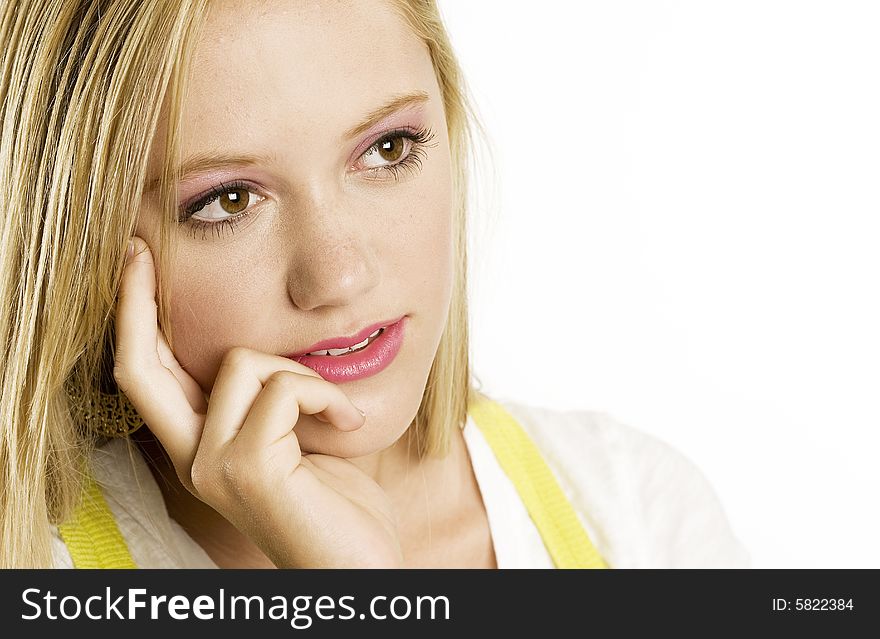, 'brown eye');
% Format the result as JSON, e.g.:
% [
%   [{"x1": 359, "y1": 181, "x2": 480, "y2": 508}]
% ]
[
  {"x1": 354, "y1": 127, "x2": 436, "y2": 181},
  {"x1": 186, "y1": 185, "x2": 264, "y2": 222},
  {"x1": 219, "y1": 188, "x2": 249, "y2": 214},
  {"x1": 377, "y1": 137, "x2": 405, "y2": 162},
  {"x1": 362, "y1": 135, "x2": 410, "y2": 169}
]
